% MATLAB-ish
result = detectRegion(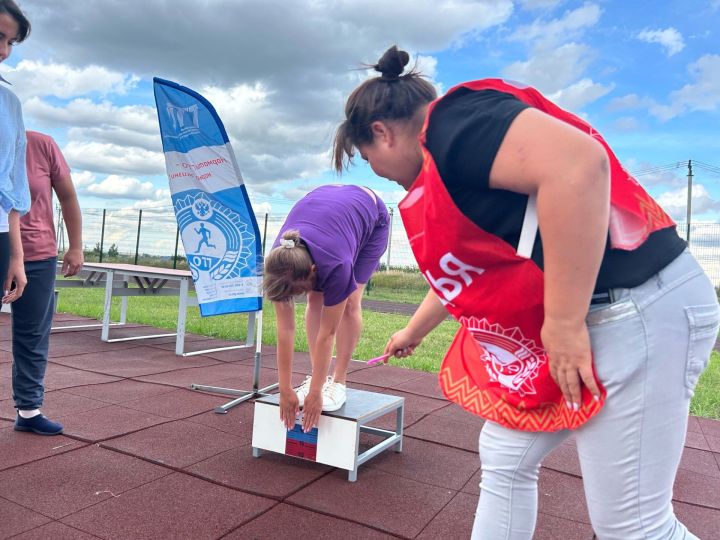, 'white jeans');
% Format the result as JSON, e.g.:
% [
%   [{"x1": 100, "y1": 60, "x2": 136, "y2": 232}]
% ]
[{"x1": 472, "y1": 250, "x2": 720, "y2": 540}]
